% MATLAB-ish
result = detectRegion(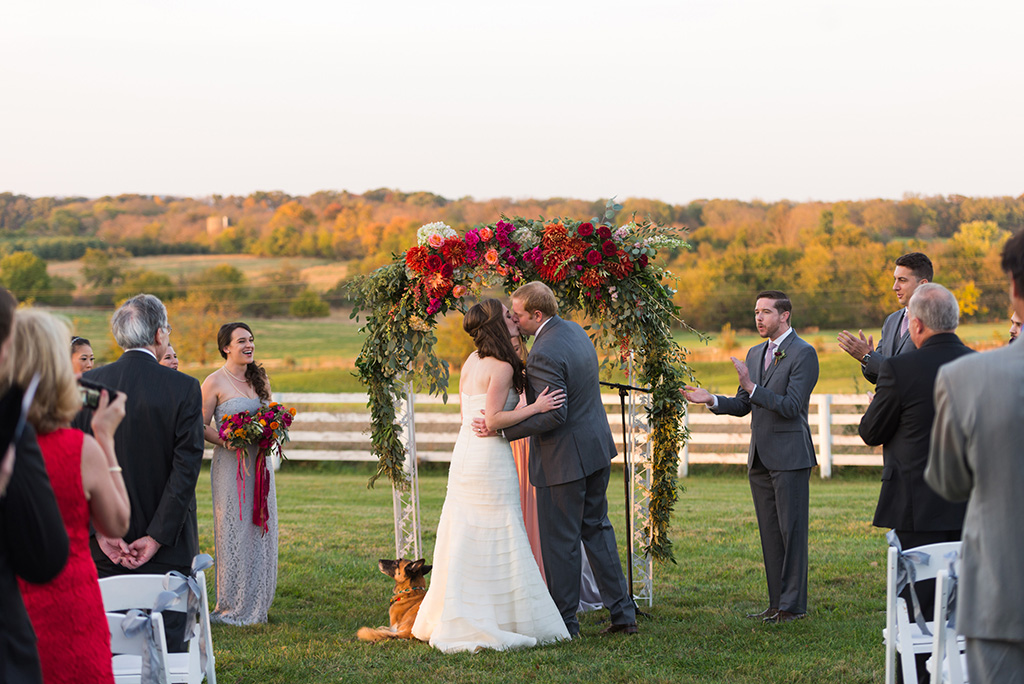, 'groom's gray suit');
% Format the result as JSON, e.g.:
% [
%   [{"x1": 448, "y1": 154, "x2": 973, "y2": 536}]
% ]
[
  {"x1": 712, "y1": 331, "x2": 819, "y2": 615},
  {"x1": 502, "y1": 315, "x2": 636, "y2": 634}
]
